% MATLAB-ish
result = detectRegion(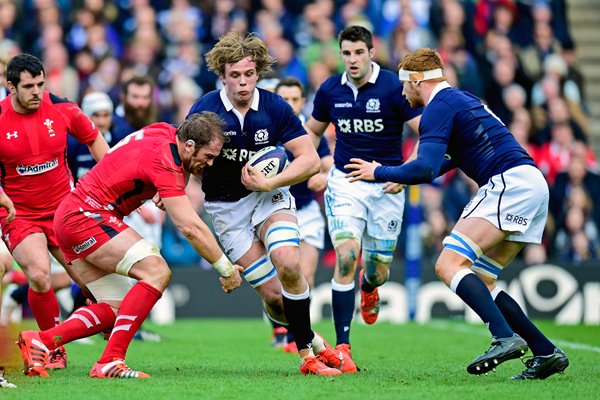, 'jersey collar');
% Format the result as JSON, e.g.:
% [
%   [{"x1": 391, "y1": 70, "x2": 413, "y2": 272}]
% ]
[
  {"x1": 341, "y1": 62, "x2": 381, "y2": 87},
  {"x1": 428, "y1": 81, "x2": 452, "y2": 104},
  {"x1": 219, "y1": 87, "x2": 260, "y2": 112}
]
